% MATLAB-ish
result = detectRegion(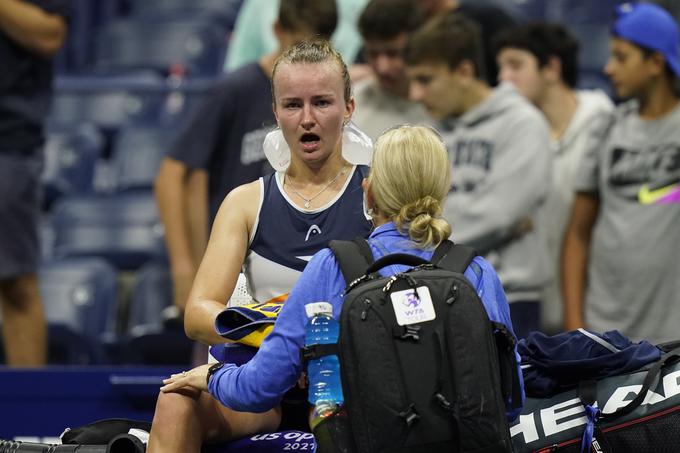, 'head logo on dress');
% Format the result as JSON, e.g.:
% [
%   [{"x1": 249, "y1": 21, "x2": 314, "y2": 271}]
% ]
[{"x1": 305, "y1": 225, "x2": 322, "y2": 242}]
